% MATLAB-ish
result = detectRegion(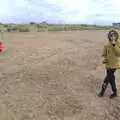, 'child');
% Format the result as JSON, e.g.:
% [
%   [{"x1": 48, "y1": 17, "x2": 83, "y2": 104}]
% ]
[
  {"x1": 98, "y1": 30, "x2": 120, "y2": 99},
  {"x1": 0, "y1": 41, "x2": 5, "y2": 52}
]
